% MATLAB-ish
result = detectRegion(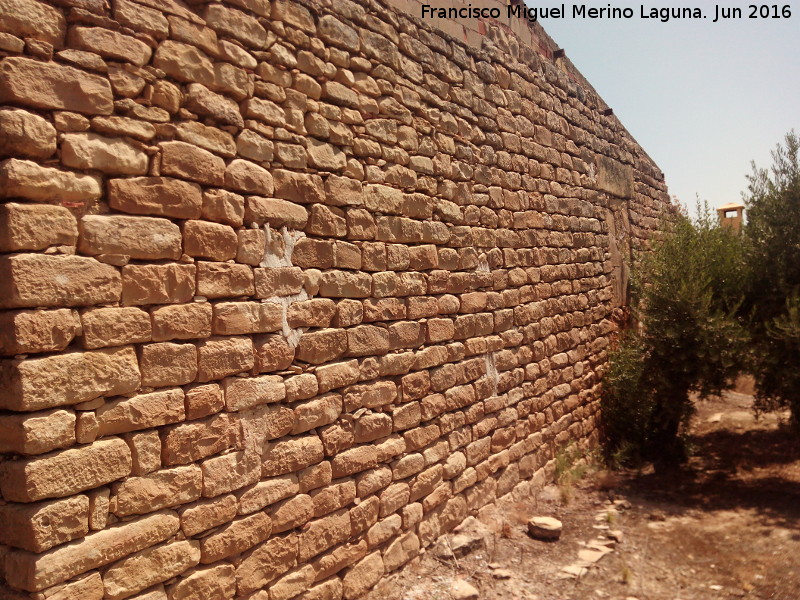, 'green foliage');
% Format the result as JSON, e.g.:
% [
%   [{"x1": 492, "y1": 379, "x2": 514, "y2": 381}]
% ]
[
  {"x1": 602, "y1": 204, "x2": 748, "y2": 467},
  {"x1": 742, "y1": 131, "x2": 800, "y2": 425}
]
